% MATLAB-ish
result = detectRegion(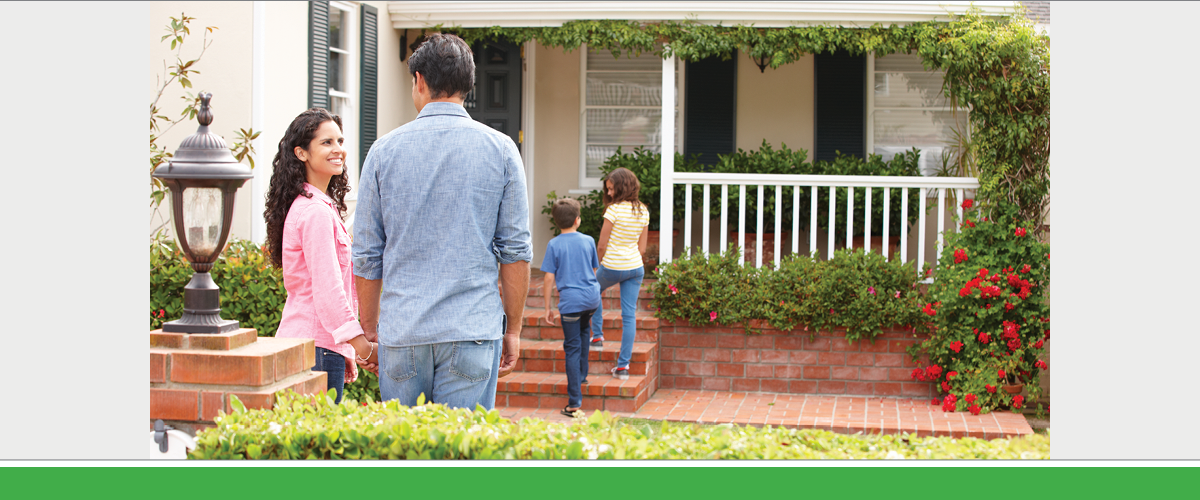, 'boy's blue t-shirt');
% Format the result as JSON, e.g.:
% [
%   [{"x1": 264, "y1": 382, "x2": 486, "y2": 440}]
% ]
[{"x1": 540, "y1": 232, "x2": 601, "y2": 315}]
